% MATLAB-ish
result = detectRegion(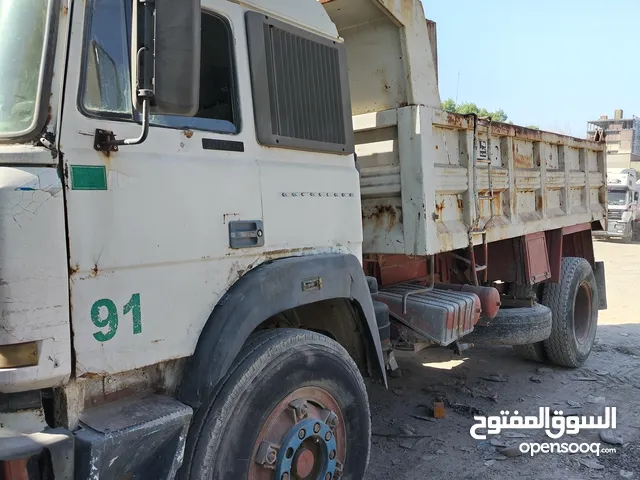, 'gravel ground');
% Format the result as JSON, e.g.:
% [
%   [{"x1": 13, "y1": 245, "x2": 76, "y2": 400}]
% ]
[{"x1": 365, "y1": 239, "x2": 640, "y2": 480}]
